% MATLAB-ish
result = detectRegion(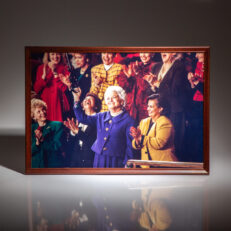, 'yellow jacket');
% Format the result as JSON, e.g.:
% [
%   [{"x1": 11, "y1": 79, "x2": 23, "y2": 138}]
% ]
[
  {"x1": 90, "y1": 63, "x2": 123, "y2": 111},
  {"x1": 132, "y1": 116, "x2": 177, "y2": 166},
  {"x1": 139, "y1": 188, "x2": 172, "y2": 230}
]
